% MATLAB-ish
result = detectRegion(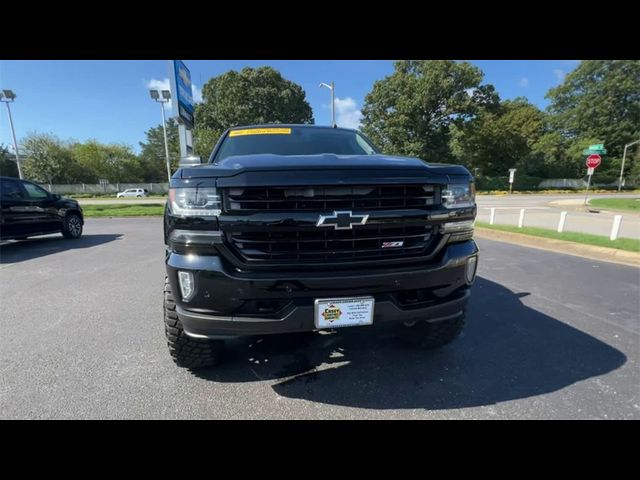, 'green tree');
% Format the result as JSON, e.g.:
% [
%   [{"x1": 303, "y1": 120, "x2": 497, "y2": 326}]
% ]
[
  {"x1": 0, "y1": 144, "x2": 19, "y2": 178},
  {"x1": 193, "y1": 128, "x2": 220, "y2": 161},
  {"x1": 138, "y1": 119, "x2": 180, "y2": 181},
  {"x1": 361, "y1": 60, "x2": 499, "y2": 162},
  {"x1": 451, "y1": 98, "x2": 546, "y2": 176},
  {"x1": 72, "y1": 140, "x2": 142, "y2": 183},
  {"x1": 627, "y1": 145, "x2": 640, "y2": 187},
  {"x1": 20, "y1": 133, "x2": 83, "y2": 184},
  {"x1": 530, "y1": 131, "x2": 575, "y2": 178},
  {"x1": 546, "y1": 60, "x2": 640, "y2": 177},
  {"x1": 194, "y1": 66, "x2": 314, "y2": 156}
]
